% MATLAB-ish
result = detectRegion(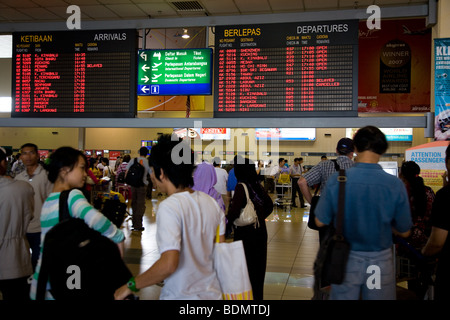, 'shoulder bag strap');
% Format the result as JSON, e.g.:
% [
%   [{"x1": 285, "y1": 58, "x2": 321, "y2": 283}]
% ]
[
  {"x1": 215, "y1": 225, "x2": 221, "y2": 244},
  {"x1": 240, "y1": 183, "x2": 250, "y2": 201},
  {"x1": 59, "y1": 189, "x2": 72, "y2": 222},
  {"x1": 335, "y1": 169, "x2": 346, "y2": 237},
  {"x1": 331, "y1": 159, "x2": 340, "y2": 171}
]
